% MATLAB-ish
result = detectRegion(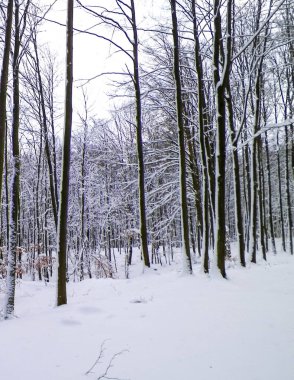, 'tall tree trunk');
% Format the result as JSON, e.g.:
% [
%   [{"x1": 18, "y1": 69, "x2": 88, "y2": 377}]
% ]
[
  {"x1": 264, "y1": 131, "x2": 277, "y2": 254},
  {"x1": 56, "y1": 0, "x2": 74, "y2": 306},
  {"x1": 170, "y1": 0, "x2": 192, "y2": 274},
  {"x1": 243, "y1": 130, "x2": 251, "y2": 252},
  {"x1": 5, "y1": 122, "x2": 9, "y2": 247},
  {"x1": 0, "y1": 0, "x2": 13, "y2": 215},
  {"x1": 191, "y1": 0, "x2": 210, "y2": 271},
  {"x1": 183, "y1": 102, "x2": 203, "y2": 243},
  {"x1": 130, "y1": 0, "x2": 150, "y2": 268},
  {"x1": 285, "y1": 126, "x2": 293, "y2": 255},
  {"x1": 4, "y1": 0, "x2": 21, "y2": 318},
  {"x1": 249, "y1": 0, "x2": 271, "y2": 263},
  {"x1": 35, "y1": 120, "x2": 43, "y2": 280},
  {"x1": 249, "y1": 92, "x2": 259, "y2": 264},
  {"x1": 33, "y1": 35, "x2": 58, "y2": 229},
  {"x1": 257, "y1": 142, "x2": 266, "y2": 260},
  {"x1": 276, "y1": 131, "x2": 286, "y2": 251},
  {"x1": 80, "y1": 122, "x2": 87, "y2": 281},
  {"x1": 226, "y1": 85, "x2": 246, "y2": 266},
  {"x1": 212, "y1": 0, "x2": 232, "y2": 277}
]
